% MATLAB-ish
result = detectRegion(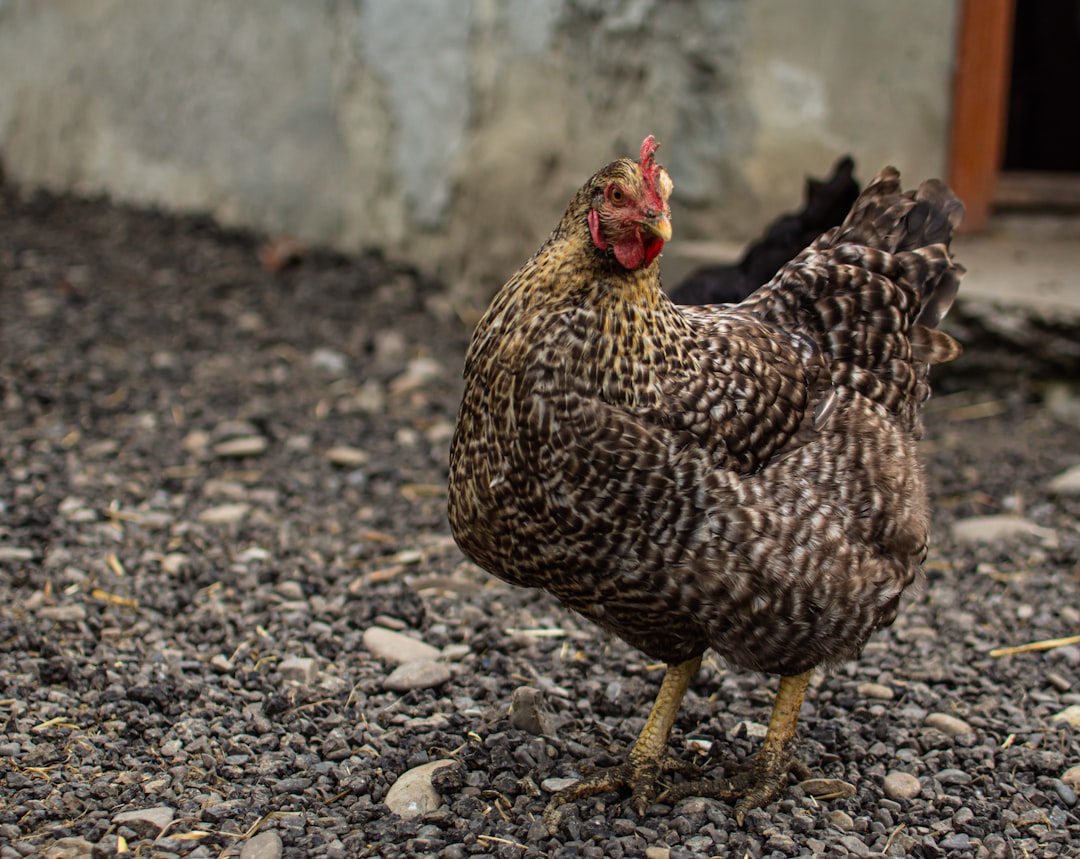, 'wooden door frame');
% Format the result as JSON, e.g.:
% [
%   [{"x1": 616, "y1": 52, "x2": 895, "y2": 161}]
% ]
[{"x1": 947, "y1": 0, "x2": 1016, "y2": 231}]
